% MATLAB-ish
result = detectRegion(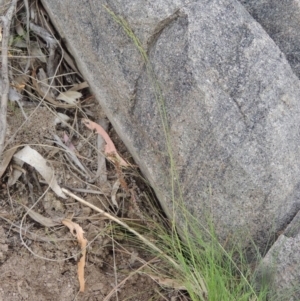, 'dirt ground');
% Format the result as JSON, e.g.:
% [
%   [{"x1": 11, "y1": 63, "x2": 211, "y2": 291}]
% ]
[
  {"x1": 0, "y1": 102, "x2": 161, "y2": 300},
  {"x1": 0, "y1": 97, "x2": 181, "y2": 301},
  {"x1": 0, "y1": 1, "x2": 186, "y2": 300}
]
